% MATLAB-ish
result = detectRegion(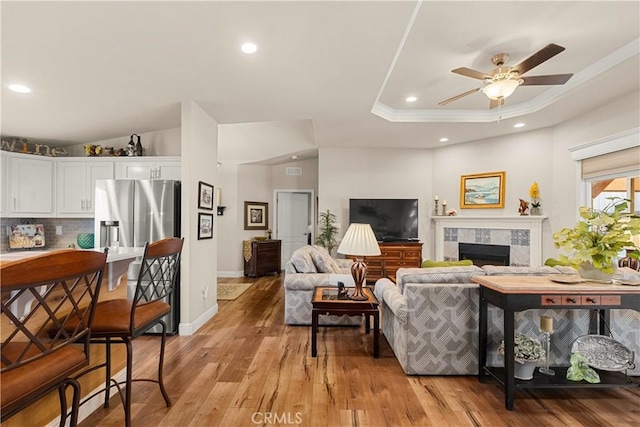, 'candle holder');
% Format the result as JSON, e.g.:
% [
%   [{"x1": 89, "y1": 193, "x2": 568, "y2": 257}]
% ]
[
  {"x1": 441, "y1": 203, "x2": 447, "y2": 216},
  {"x1": 539, "y1": 316, "x2": 555, "y2": 376},
  {"x1": 434, "y1": 200, "x2": 439, "y2": 216}
]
